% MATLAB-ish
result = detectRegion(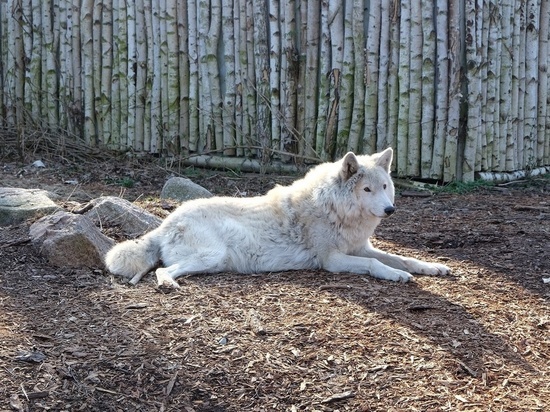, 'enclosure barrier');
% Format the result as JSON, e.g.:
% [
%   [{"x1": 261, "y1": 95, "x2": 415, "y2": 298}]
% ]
[{"x1": 1, "y1": 0, "x2": 549, "y2": 181}]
